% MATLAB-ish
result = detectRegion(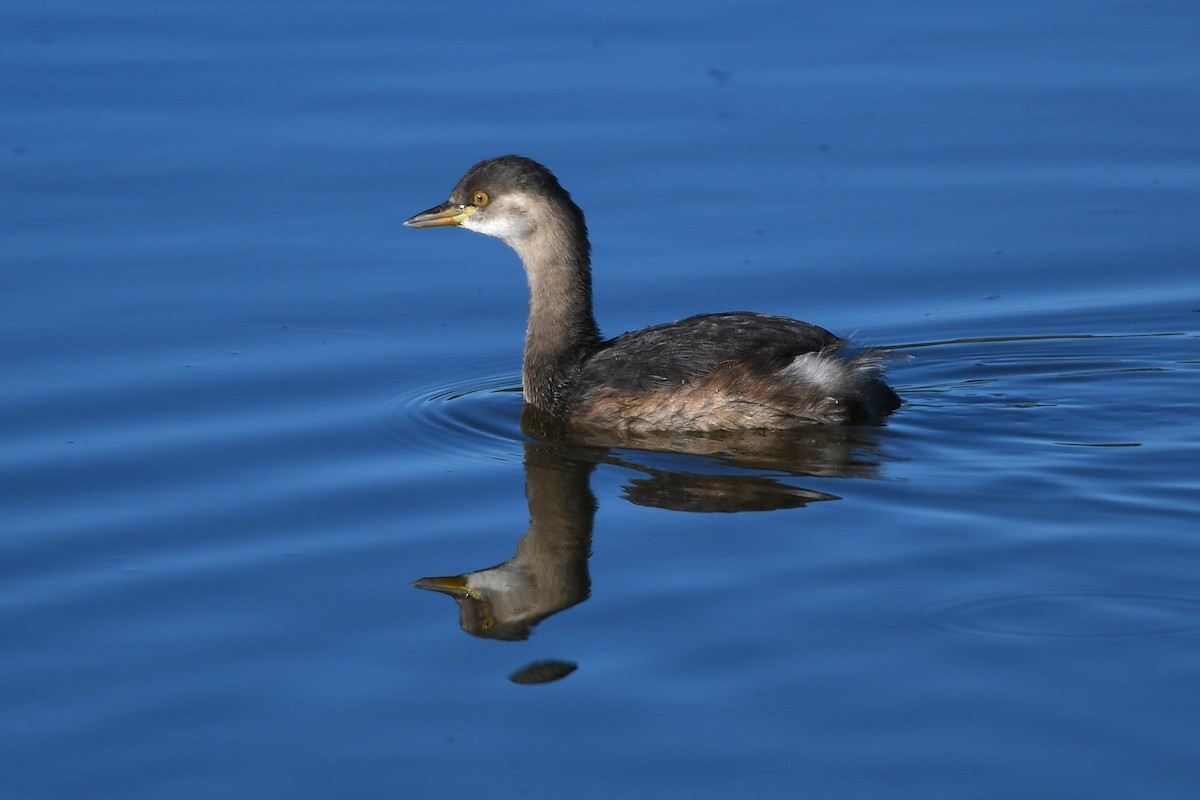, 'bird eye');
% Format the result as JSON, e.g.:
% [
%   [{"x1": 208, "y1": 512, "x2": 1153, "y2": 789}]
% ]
[{"x1": 472, "y1": 191, "x2": 490, "y2": 207}]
